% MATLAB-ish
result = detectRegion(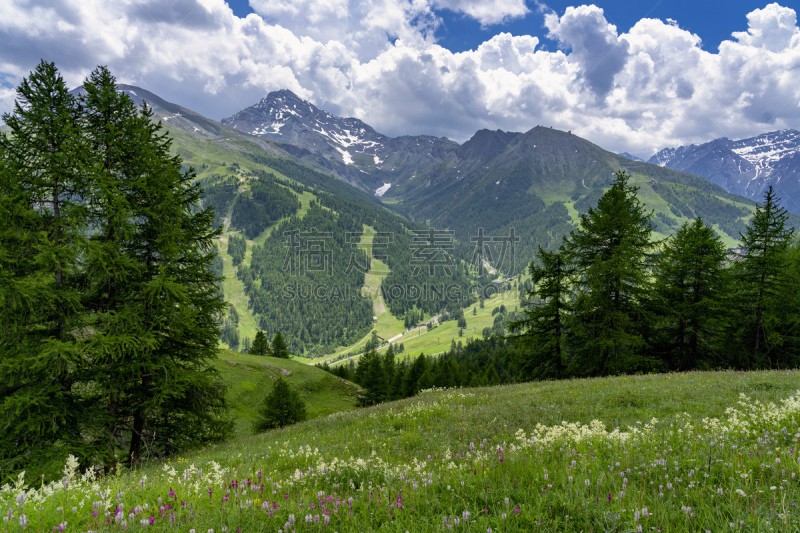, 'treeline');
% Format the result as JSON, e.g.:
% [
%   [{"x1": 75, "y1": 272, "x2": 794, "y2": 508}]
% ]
[
  {"x1": 510, "y1": 171, "x2": 800, "y2": 378},
  {"x1": 0, "y1": 63, "x2": 229, "y2": 481},
  {"x1": 318, "y1": 336, "x2": 525, "y2": 406},
  {"x1": 230, "y1": 174, "x2": 301, "y2": 238},
  {"x1": 197, "y1": 173, "x2": 239, "y2": 228}
]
